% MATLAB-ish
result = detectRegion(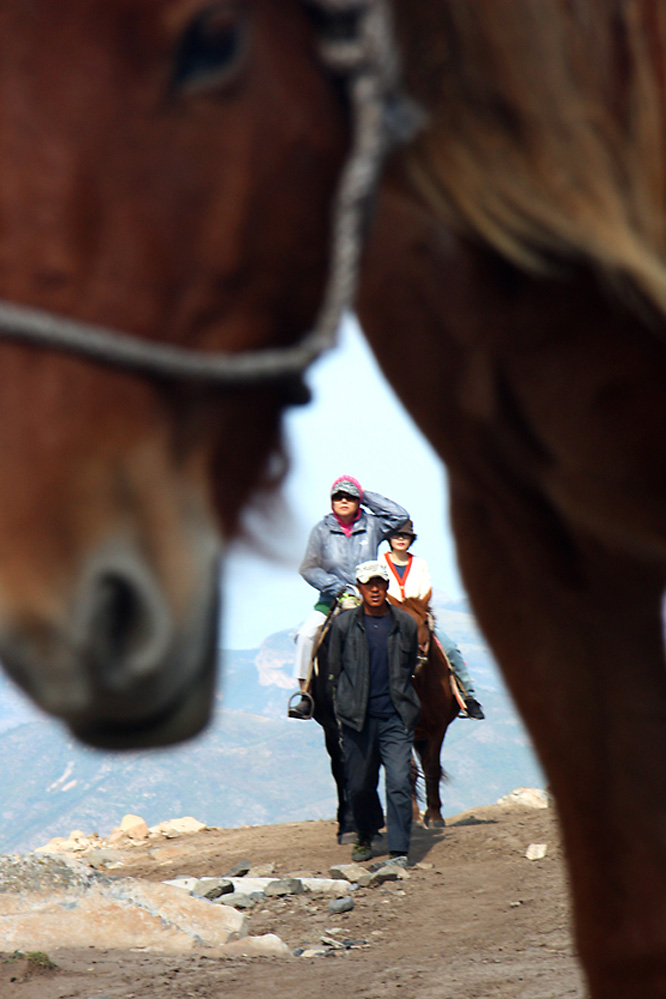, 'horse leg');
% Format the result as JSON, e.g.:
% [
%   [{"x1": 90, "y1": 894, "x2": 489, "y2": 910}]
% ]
[
  {"x1": 415, "y1": 733, "x2": 446, "y2": 828},
  {"x1": 321, "y1": 720, "x2": 354, "y2": 840},
  {"x1": 451, "y1": 484, "x2": 666, "y2": 999}
]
